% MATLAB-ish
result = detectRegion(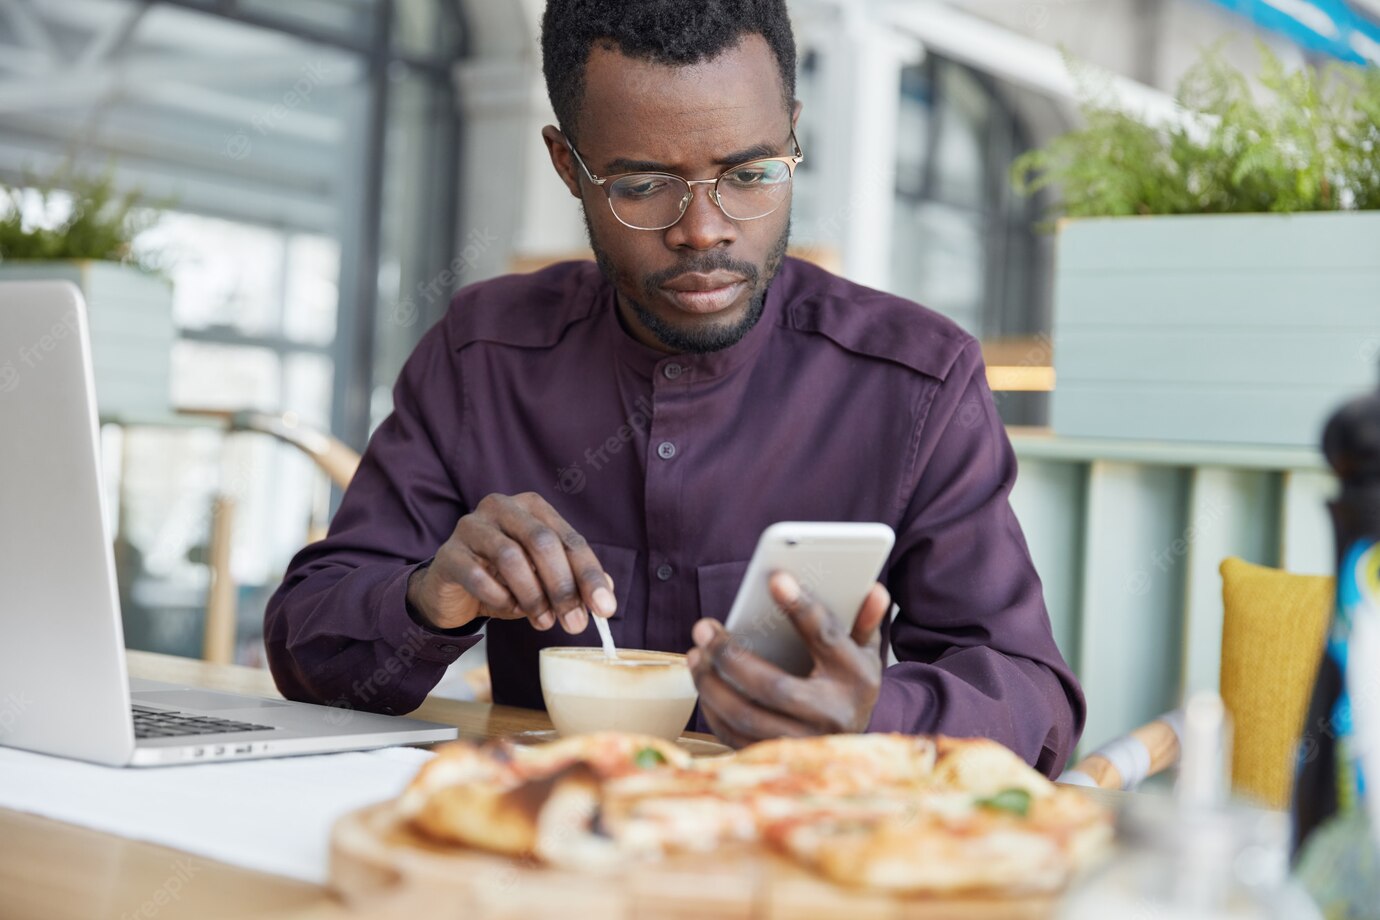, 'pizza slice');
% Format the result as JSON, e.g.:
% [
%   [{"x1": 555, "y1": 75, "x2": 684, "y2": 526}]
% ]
[
  {"x1": 401, "y1": 732, "x2": 689, "y2": 861},
  {"x1": 763, "y1": 738, "x2": 1113, "y2": 894}
]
